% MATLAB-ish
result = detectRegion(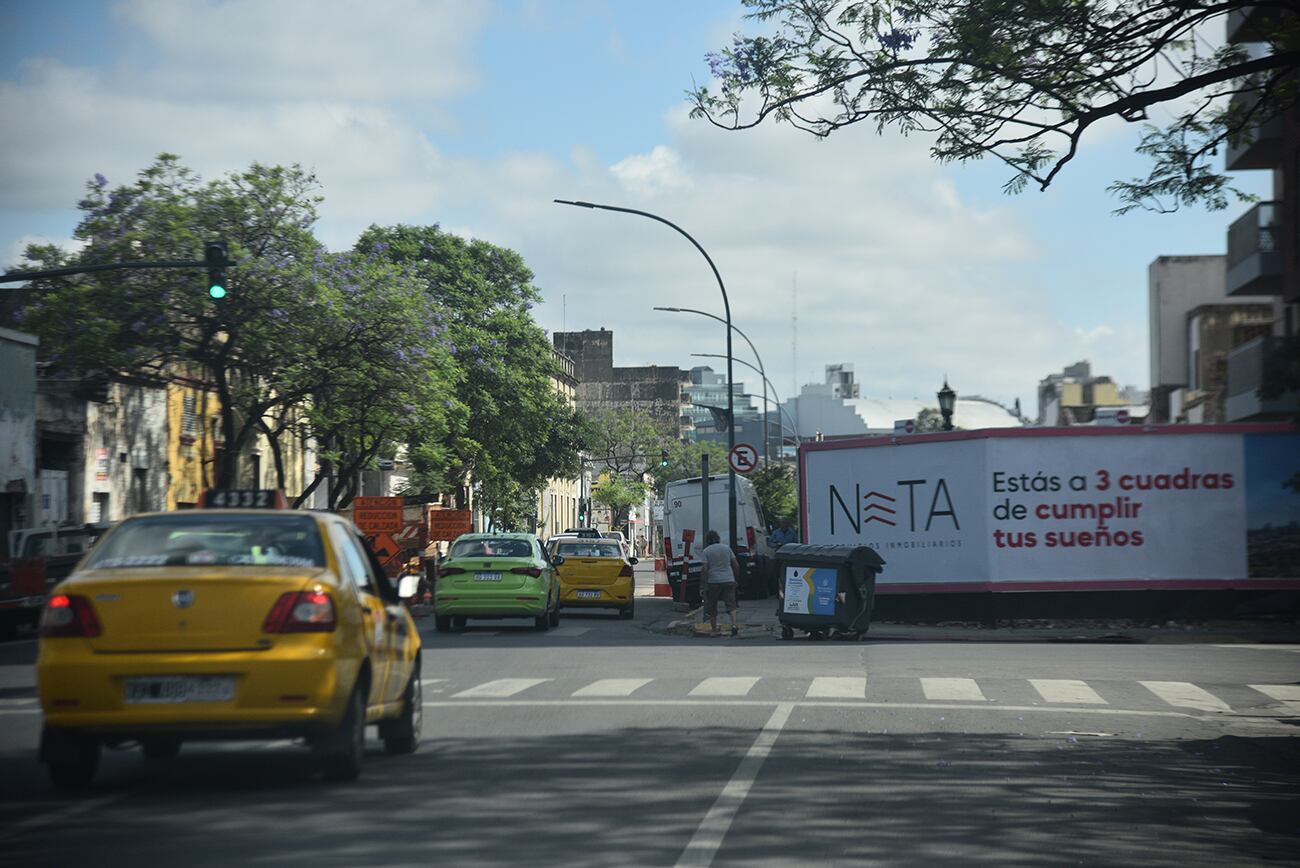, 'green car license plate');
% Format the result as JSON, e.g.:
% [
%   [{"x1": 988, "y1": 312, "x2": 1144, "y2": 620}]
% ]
[{"x1": 474, "y1": 572, "x2": 503, "y2": 581}]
